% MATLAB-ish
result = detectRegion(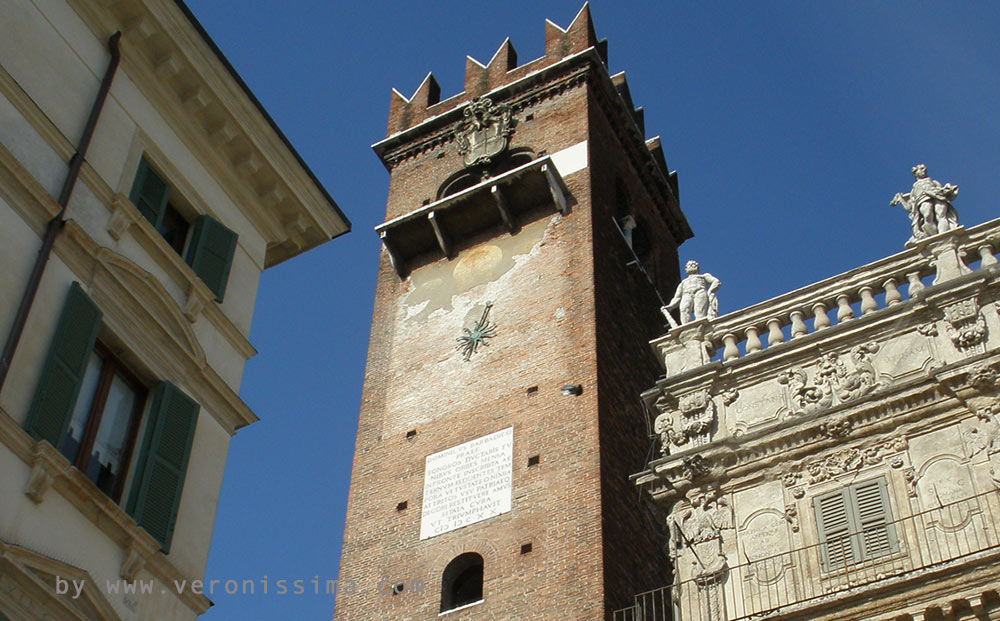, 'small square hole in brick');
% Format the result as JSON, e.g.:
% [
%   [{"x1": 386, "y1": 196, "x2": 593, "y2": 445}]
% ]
[
  {"x1": 397, "y1": 501, "x2": 408, "y2": 511},
  {"x1": 525, "y1": 113, "x2": 535, "y2": 122},
  {"x1": 526, "y1": 386, "x2": 538, "y2": 397},
  {"x1": 537, "y1": 150, "x2": 547, "y2": 157},
  {"x1": 406, "y1": 430, "x2": 417, "y2": 439},
  {"x1": 422, "y1": 199, "x2": 430, "y2": 205},
  {"x1": 528, "y1": 455, "x2": 540, "y2": 467},
  {"x1": 520, "y1": 543, "x2": 532, "y2": 554},
  {"x1": 437, "y1": 151, "x2": 446, "y2": 158}
]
